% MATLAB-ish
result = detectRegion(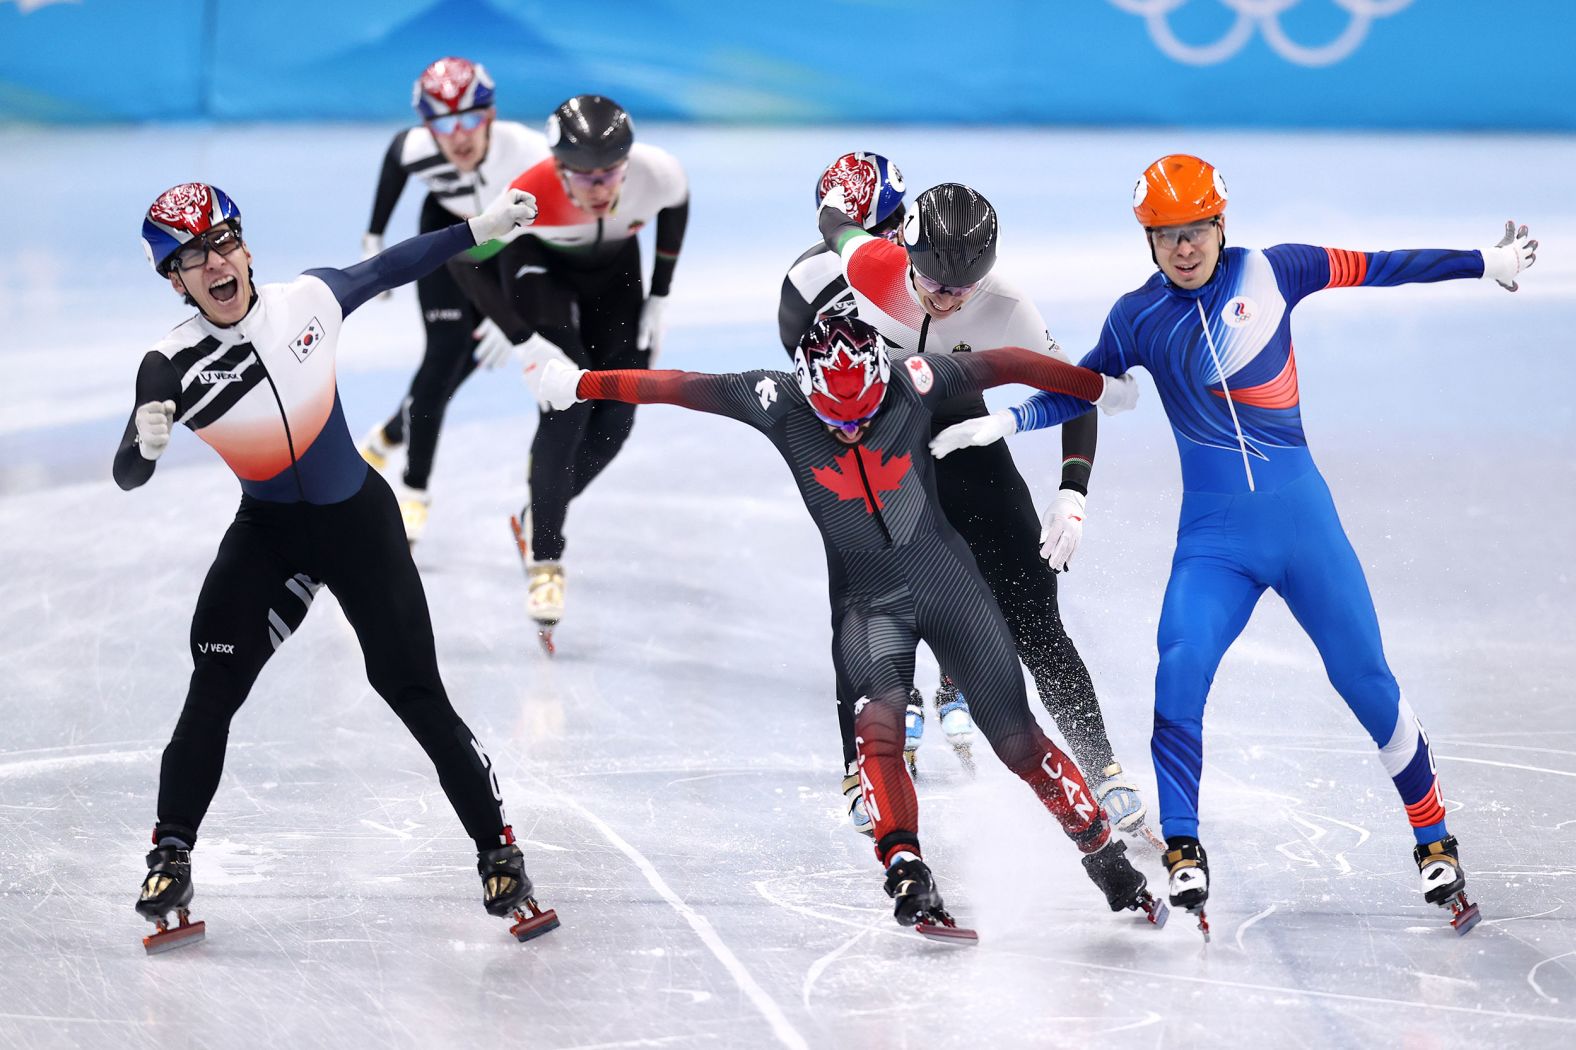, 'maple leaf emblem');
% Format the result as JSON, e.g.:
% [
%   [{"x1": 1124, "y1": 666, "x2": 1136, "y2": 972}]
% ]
[{"x1": 810, "y1": 446, "x2": 910, "y2": 513}]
